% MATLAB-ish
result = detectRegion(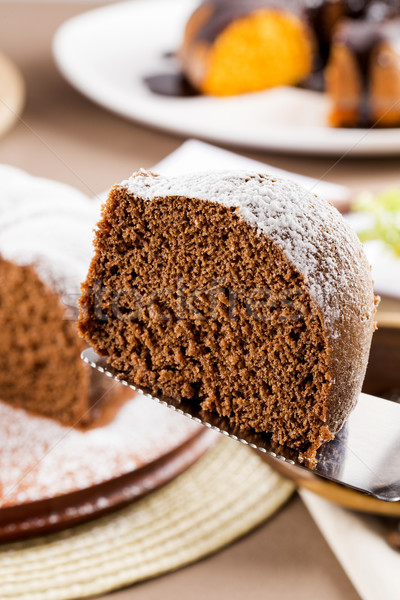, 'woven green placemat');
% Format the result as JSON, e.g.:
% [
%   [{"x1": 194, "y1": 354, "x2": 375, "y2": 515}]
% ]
[{"x1": 0, "y1": 438, "x2": 294, "y2": 600}]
